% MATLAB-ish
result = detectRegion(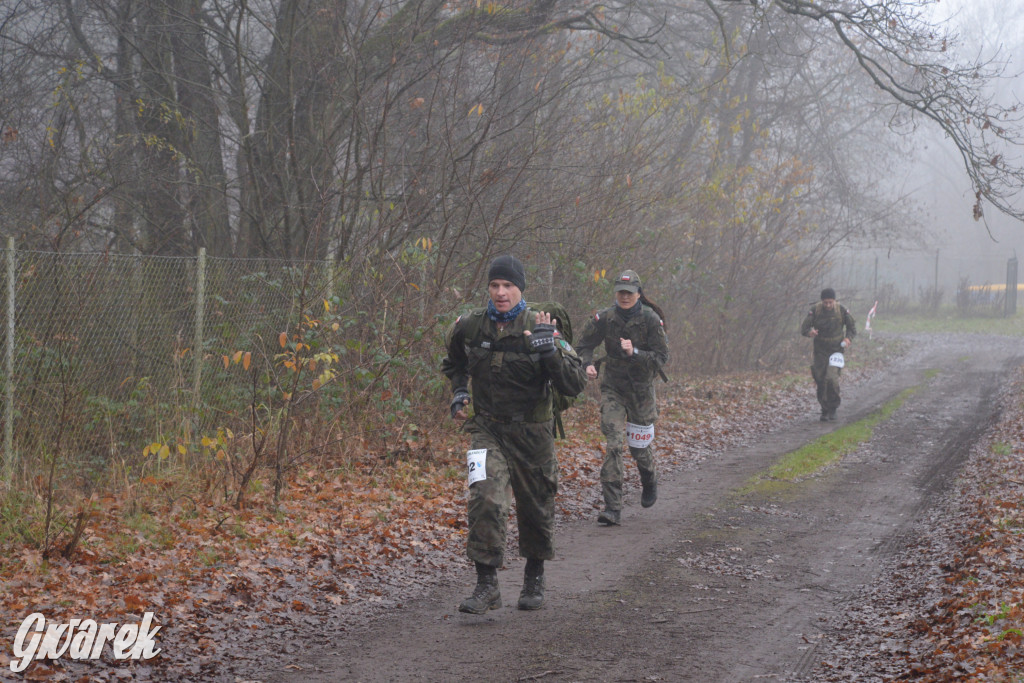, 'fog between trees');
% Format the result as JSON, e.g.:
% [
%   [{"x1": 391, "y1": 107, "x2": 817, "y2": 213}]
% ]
[{"x1": 2, "y1": 0, "x2": 1022, "y2": 373}]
